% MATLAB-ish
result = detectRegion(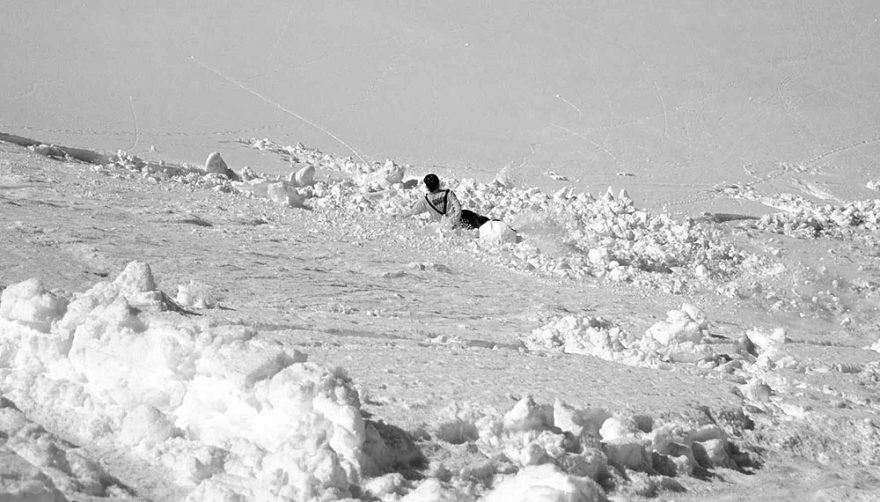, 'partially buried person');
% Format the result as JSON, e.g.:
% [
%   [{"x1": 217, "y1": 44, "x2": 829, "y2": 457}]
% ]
[{"x1": 399, "y1": 174, "x2": 489, "y2": 229}]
